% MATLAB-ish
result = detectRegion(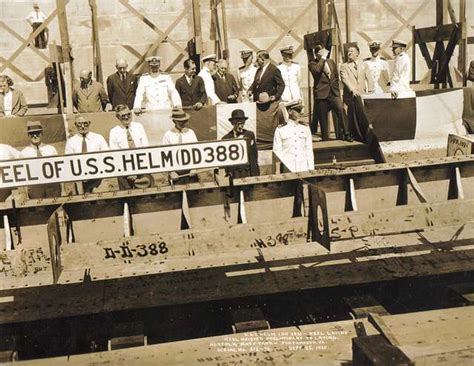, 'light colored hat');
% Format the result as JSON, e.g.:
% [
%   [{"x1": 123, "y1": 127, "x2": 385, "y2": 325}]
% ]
[
  {"x1": 240, "y1": 49, "x2": 253, "y2": 58},
  {"x1": 279, "y1": 45, "x2": 294, "y2": 55},
  {"x1": 146, "y1": 56, "x2": 161, "y2": 65},
  {"x1": 202, "y1": 54, "x2": 217, "y2": 63},
  {"x1": 391, "y1": 39, "x2": 407, "y2": 48},
  {"x1": 257, "y1": 50, "x2": 269, "y2": 58},
  {"x1": 26, "y1": 120, "x2": 43, "y2": 133},
  {"x1": 170, "y1": 108, "x2": 190, "y2": 122},
  {"x1": 285, "y1": 100, "x2": 303, "y2": 111},
  {"x1": 256, "y1": 92, "x2": 271, "y2": 104},
  {"x1": 368, "y1": 40, "x2": 382, "y2": 48}
]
